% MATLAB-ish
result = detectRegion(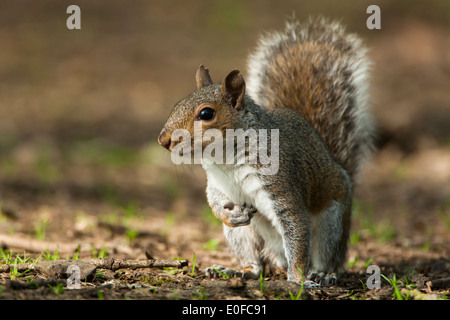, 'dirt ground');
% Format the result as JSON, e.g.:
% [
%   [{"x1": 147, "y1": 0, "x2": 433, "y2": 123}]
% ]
[{"x1": 0, "y1": 1, "x2": 449, "y2": 301}]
